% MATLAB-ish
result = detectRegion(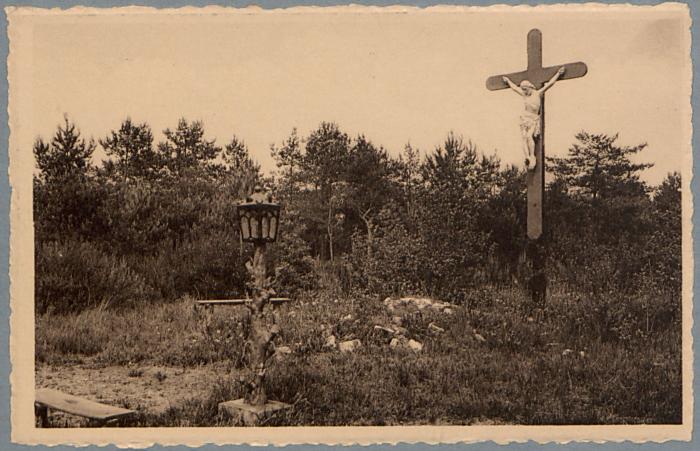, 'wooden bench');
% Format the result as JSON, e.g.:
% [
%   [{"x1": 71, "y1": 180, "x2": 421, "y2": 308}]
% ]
[
  {"x1": 35, "y1": 388, "x2": 136, "y2": 427},
  {"x1": 195, "y1": 298, "x2": 291, "y2": 307}
]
